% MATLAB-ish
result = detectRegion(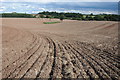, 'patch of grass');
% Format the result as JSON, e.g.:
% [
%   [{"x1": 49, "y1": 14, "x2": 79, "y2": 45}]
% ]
[{"x1": 43, "y1": 21, "x2": 60, "y2": 24}]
